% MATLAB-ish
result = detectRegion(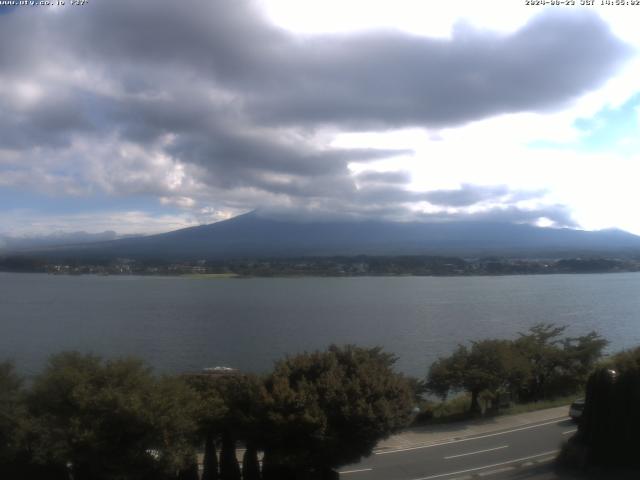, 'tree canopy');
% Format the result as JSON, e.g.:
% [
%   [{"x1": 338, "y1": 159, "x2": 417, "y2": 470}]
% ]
[
  {"x1": 25, "y1": 352, "x2": 200, "y2": 480},
  {"x1": 0, "y1": 362, "x2": 26, "y2": 476},
  {"x1": 427, "y1": 324, "x2": 607, "y2": 411},
  {"x1": 262, "y1": 345, "x2": 414, "y2": 475}
]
